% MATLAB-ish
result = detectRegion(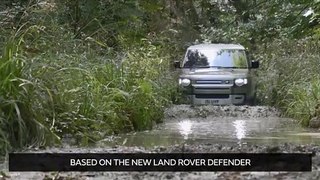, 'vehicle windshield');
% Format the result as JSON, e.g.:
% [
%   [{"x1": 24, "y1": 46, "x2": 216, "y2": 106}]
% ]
[{"x1": 182, "y1": 49, "x2": 248, "y2": 68}]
